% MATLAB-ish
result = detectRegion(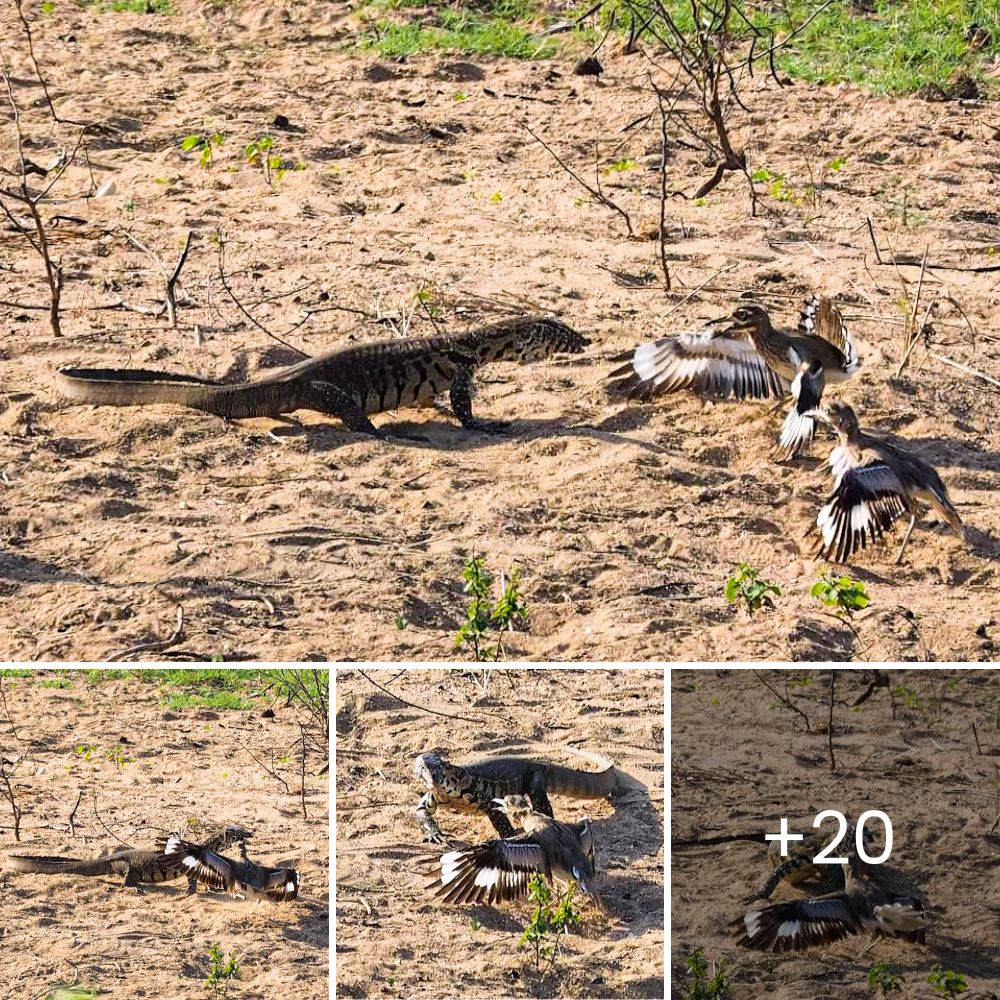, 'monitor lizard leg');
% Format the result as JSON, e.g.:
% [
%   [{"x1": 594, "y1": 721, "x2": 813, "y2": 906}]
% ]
[
  {"x1": 308, "y1": 381, "x2": 385, "y2": 437},
  {"x1": 448, "y1": 361, "x2": 510, "y2": 434}
]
